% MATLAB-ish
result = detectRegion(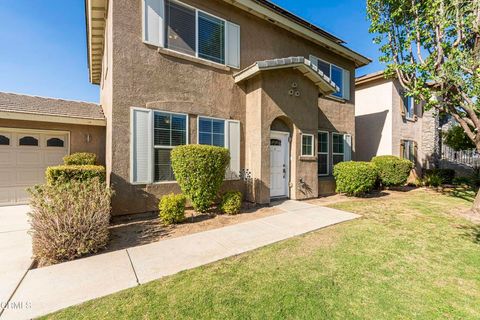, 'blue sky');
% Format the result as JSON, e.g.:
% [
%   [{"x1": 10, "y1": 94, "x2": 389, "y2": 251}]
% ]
[{"x1": 0, "y1": 0, "x2": 382, "y2": 103}]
